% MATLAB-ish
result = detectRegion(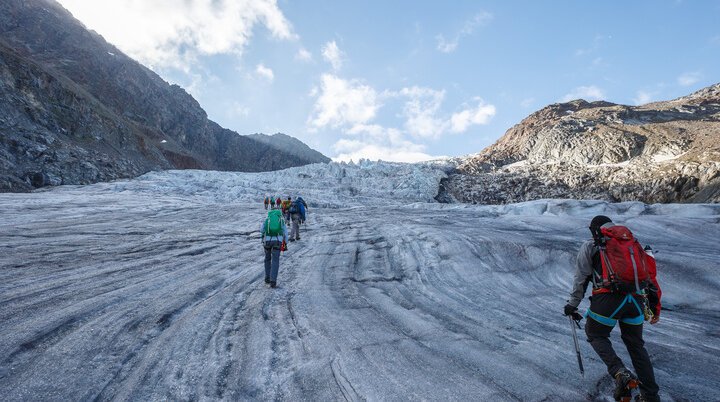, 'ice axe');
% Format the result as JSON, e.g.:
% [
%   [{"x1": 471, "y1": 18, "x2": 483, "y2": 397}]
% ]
[{"x1": 569, "y1": 315, "x2": 585, "y2": 377}]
